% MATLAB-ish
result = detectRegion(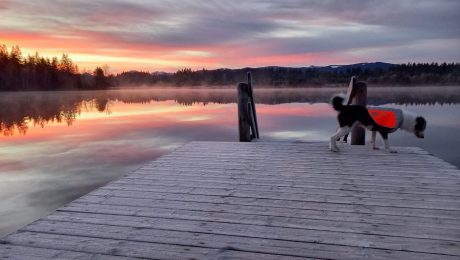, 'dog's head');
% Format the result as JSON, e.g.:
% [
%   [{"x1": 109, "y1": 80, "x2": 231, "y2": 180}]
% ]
[{"x1": 414, "y1": 116, "x2": 426, "y2": 138}]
